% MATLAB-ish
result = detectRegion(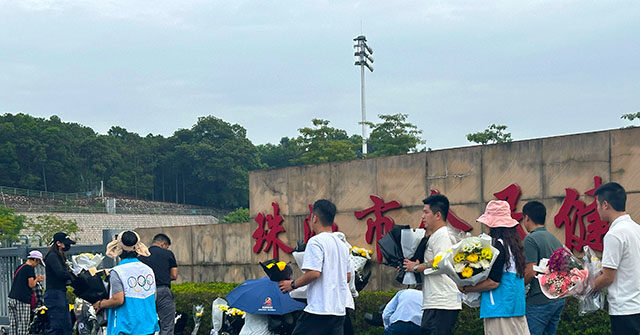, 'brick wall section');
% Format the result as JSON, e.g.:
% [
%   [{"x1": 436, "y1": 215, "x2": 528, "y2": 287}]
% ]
[{"x1": 18, "y1": 213, "x2": 218, "y2": 244}]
